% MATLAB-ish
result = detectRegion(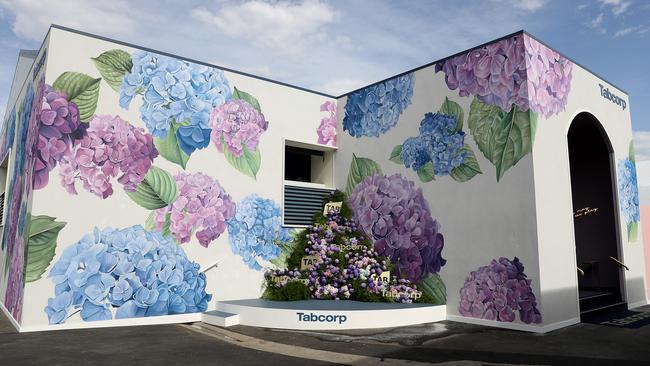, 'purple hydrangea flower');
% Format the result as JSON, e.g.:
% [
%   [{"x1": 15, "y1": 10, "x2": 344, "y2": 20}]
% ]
[
  {"x1": 524, "y1": 36, "x2": 573, "y2": 119},
  {"x1": 58, "y1": 115, "x2": 158, "y2": 199},
  {"x1": 459, "y1": 257, "x2": 542, "y2": 324},
  {"x1": 347, "y1": 174, "x2": 446, "y2": 282},
  {"x1": 4, "y1": 236, "x2": 25, "y2": 322},
  {"x1": 154, "y1": 172, "x2": 236, "y2": 246},
  {"x1": 435, "y1": 34, "x2": 572, "y2": 118},
  {"x1": 209, "y1": 99, "x2": 269, "y2": 157},
  {"x1": 33, "y1": 83, "x2": 84, "y2": 190},
  {"x1": 316, "y1": 101, "x2": 337, "y2": 146}
]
